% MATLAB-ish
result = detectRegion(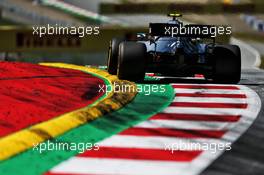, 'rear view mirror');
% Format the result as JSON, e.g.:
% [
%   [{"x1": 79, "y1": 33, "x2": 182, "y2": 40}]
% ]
[{"x1": 137, "y1": 33, "x2": 146, "y2": 40}]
